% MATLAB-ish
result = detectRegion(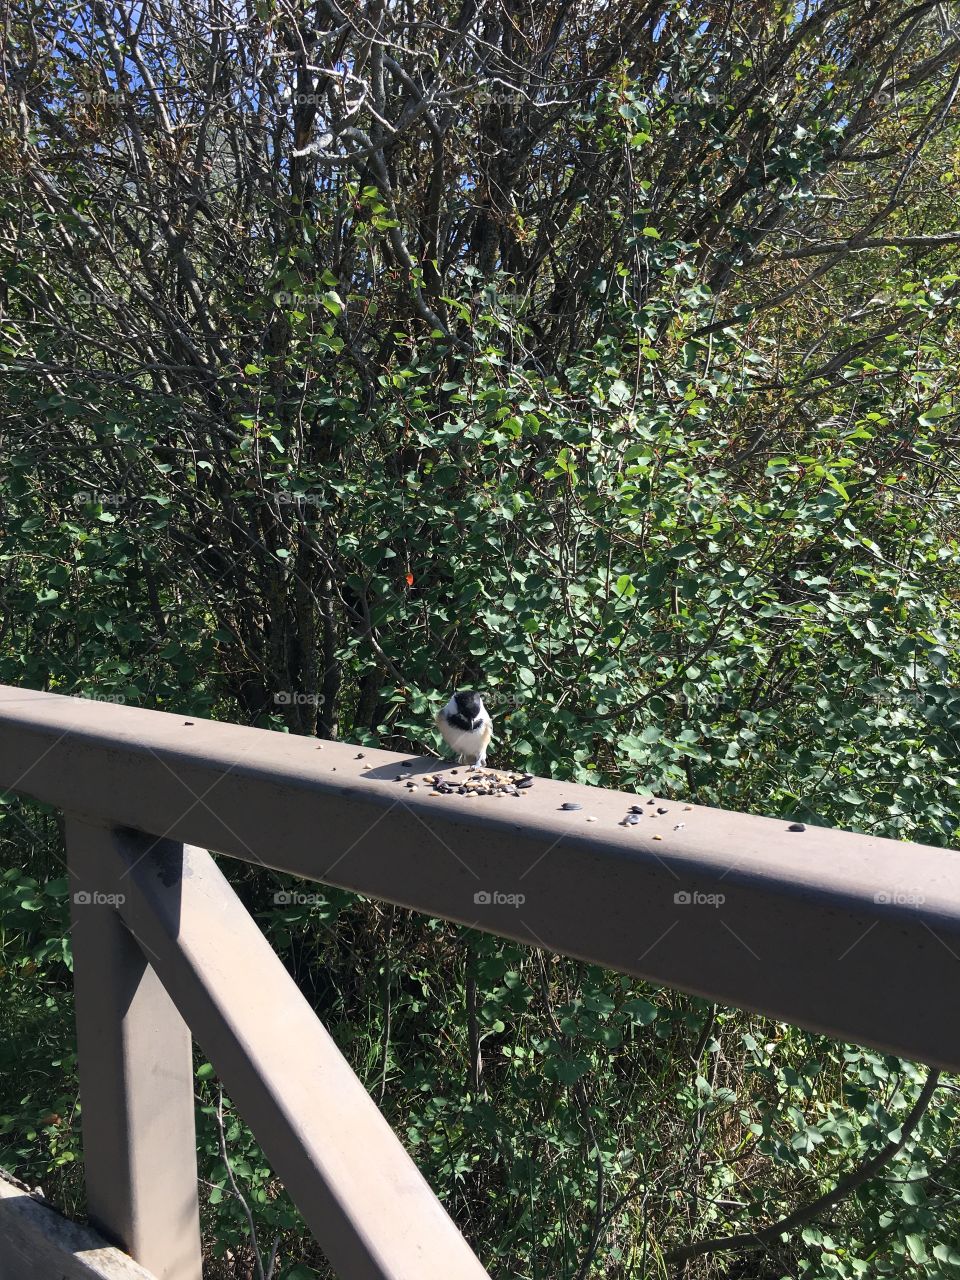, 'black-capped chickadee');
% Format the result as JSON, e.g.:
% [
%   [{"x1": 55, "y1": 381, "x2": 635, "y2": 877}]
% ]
[{"x1": 435, "y1": 690, "x2": 493, "y2": 767}]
